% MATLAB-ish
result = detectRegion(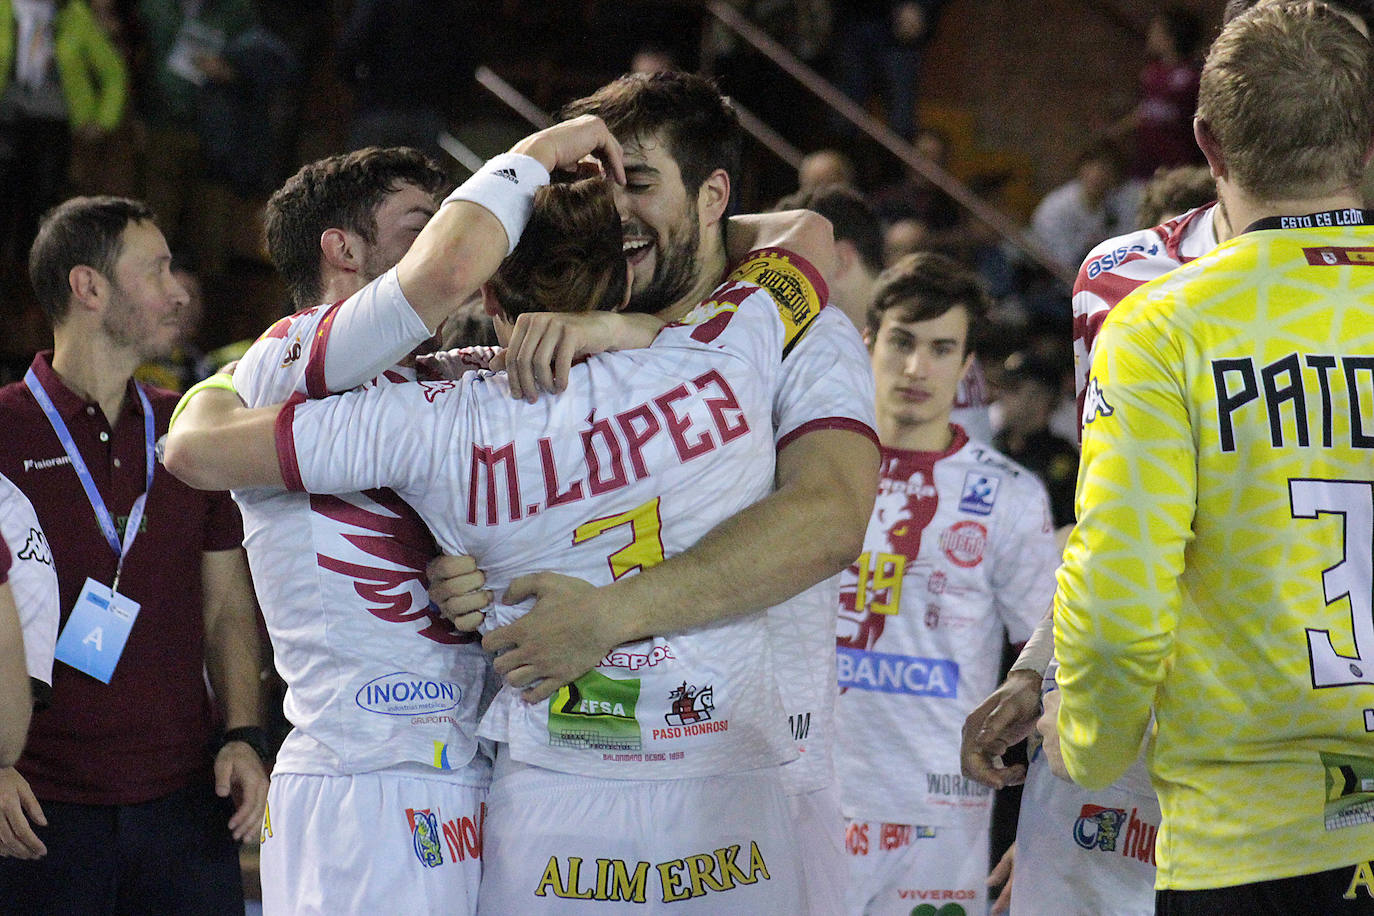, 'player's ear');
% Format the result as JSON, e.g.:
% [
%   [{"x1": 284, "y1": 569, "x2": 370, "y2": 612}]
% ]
[
  {"x1": 697, "y1": 168, "x2": 730, "y2": 228},
  {"x1": 479, "y1": 283, "x2": 503, "y2": 318},
  {"x1": 1194, "y1": 118, "x2": 1226, "y2": 182},
  {"x1": 67, "y1": 264, "x2": 106, "y2": 316},
  {"x1": 320, "y1": 228, "x2": 358, "y2": 273}
]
